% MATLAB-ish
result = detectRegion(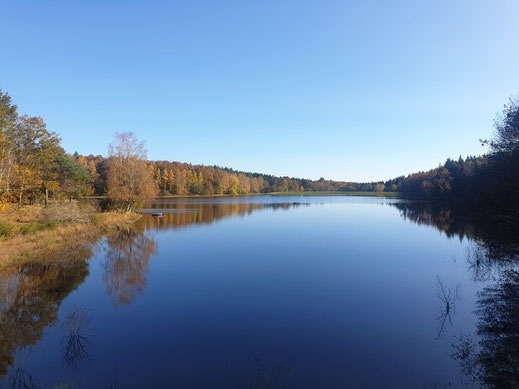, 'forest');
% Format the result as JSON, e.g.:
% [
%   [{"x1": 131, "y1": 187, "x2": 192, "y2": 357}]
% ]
[
  {"x1": 1, "y1": 88, "x2": 518, "y2": 218},
  {"x1": 78, "y1": 153, "x2": 389, "y2": 198},
  {"x1": 0, "y1": 91, "x2": 92, "y2": 206},
  {"x1": 396, "y1": 96, "x2": 519, "y2": 219},
  {"x1": 0, "y1": 88, "x2": 391, "y2": 210}
]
